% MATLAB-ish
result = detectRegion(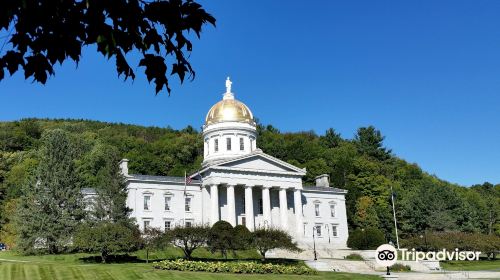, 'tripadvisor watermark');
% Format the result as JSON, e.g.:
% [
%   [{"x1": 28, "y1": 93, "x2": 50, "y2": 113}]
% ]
[
  {"x1": 400, "y1": 248, "x2": 481, "y2": 262},
  {"x1": 375, "y1": 244, "x2": 481, "y2": 266}
]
